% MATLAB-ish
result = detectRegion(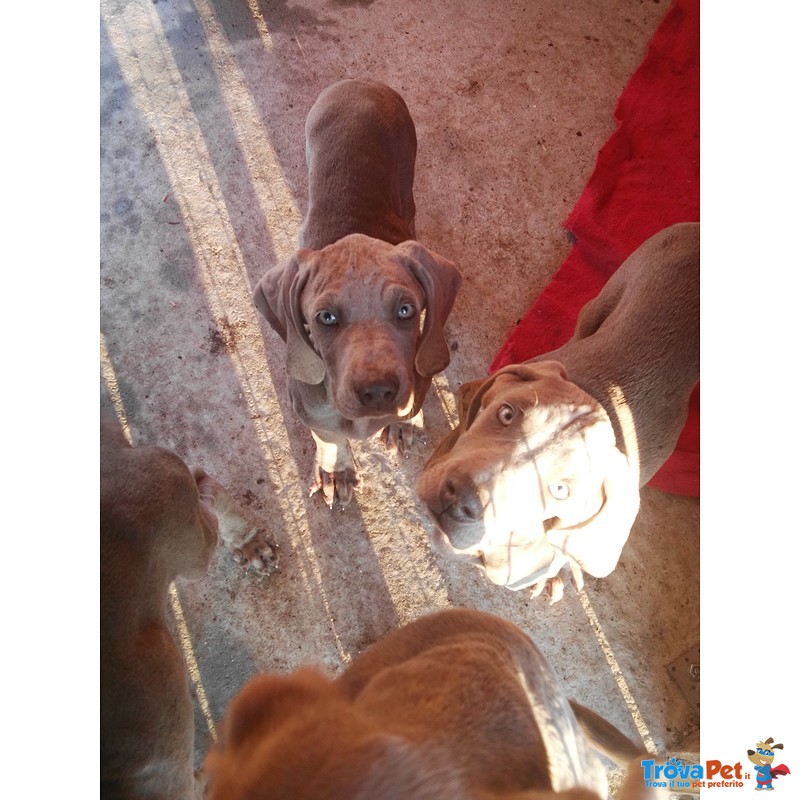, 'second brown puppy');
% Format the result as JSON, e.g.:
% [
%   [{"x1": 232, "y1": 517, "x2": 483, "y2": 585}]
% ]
[
  {"x1": 204, "y1": 608, "x2": 654, "y2": 800},
  {"x1": 417, "y1": 223, "x2": 700, "y2": 601}
]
